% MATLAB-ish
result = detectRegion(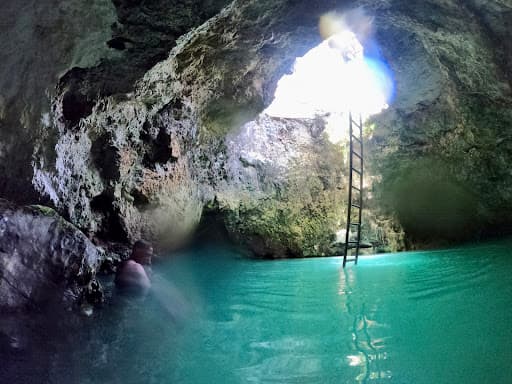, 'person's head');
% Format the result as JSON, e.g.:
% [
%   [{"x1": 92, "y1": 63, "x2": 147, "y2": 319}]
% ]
[{"x1": 131, "y1": 240, "x2": 153, "y2": 265}]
